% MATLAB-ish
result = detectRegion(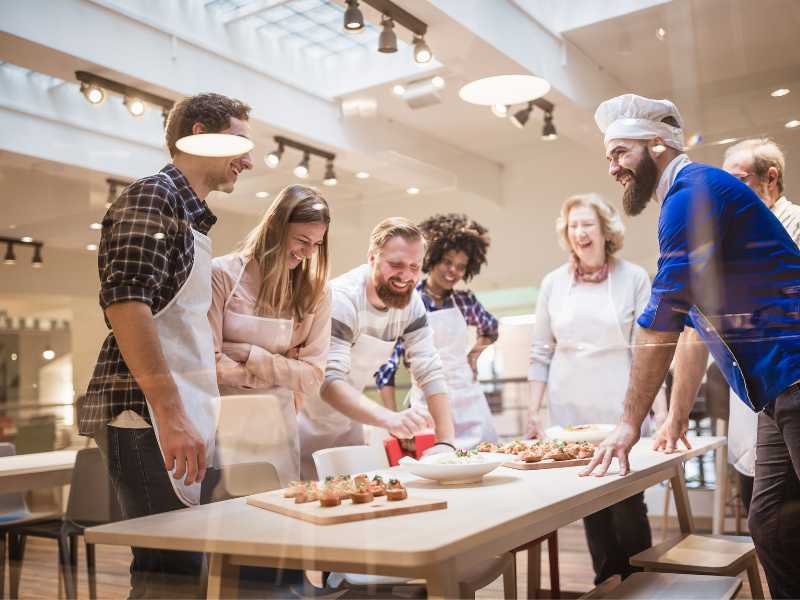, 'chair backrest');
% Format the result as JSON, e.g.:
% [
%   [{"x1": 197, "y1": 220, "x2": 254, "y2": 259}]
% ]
[
  {"x1": 202, "y1": 462, "x2": 282, "y2": 503},
  {"x1": 66, "y1": 447, "x2": 121, "y2": 525},
  {"x1": 14, "y1": 415, "x2": 56, "y2": 455},
  {"x1": 0, "y1": 442, "x2": 30, "y2": 521},
  {"x1": 312, "y1": 445, "x2": 389, "y2": 480}
]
